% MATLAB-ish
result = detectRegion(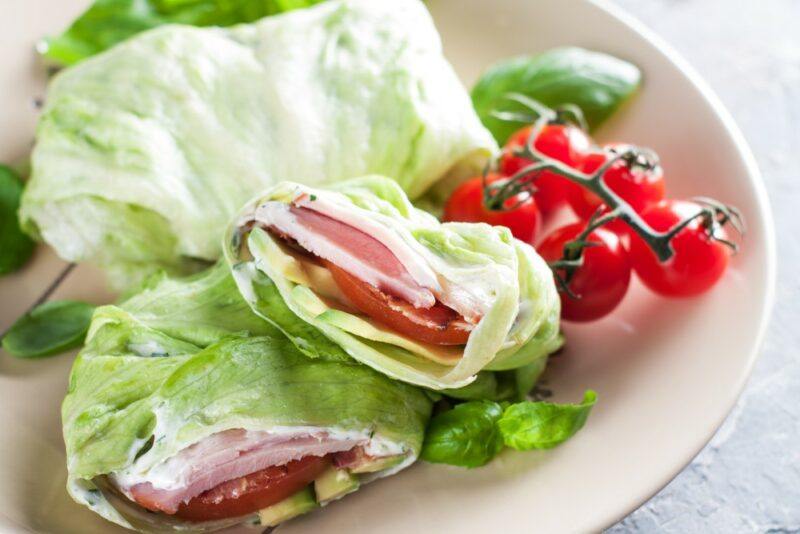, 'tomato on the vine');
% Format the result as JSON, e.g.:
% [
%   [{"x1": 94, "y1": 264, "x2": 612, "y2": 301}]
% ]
[
  {"x1": 499, "y1": 123, "x2": 591, "y2": 217},
  {"x1": 443, "y1": 173, "x2": 541, "y2": 243},
  {"x1": 537, "y1": 222, "x2": 631, "y2": 322},
  {"x1": 569, "y1": 143, "x2": 666, "y2": 230},
  {"x1": 628, "y1": 200, "x2": 730, "y2": 297}
]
